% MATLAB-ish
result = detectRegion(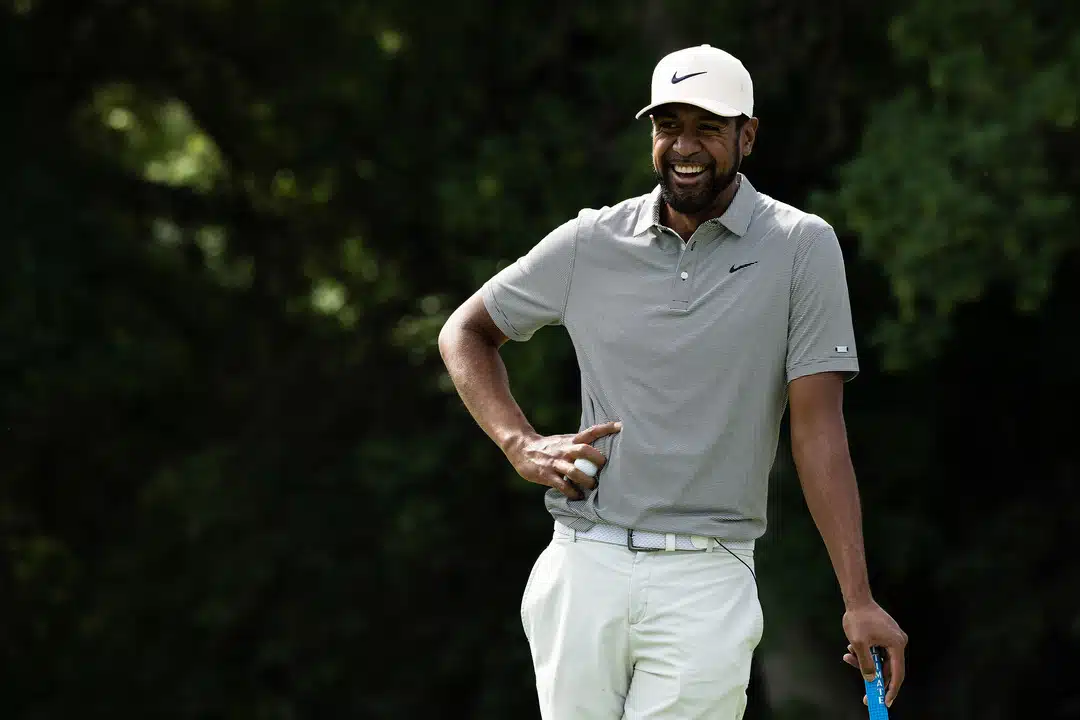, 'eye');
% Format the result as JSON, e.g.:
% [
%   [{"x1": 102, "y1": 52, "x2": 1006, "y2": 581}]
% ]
[
  {"x1": 700, "y1": 123, "x2": 724, "y2": 134},
  {"x1": 655, "y1": 119, "x2": 678, "y2": 132}
]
